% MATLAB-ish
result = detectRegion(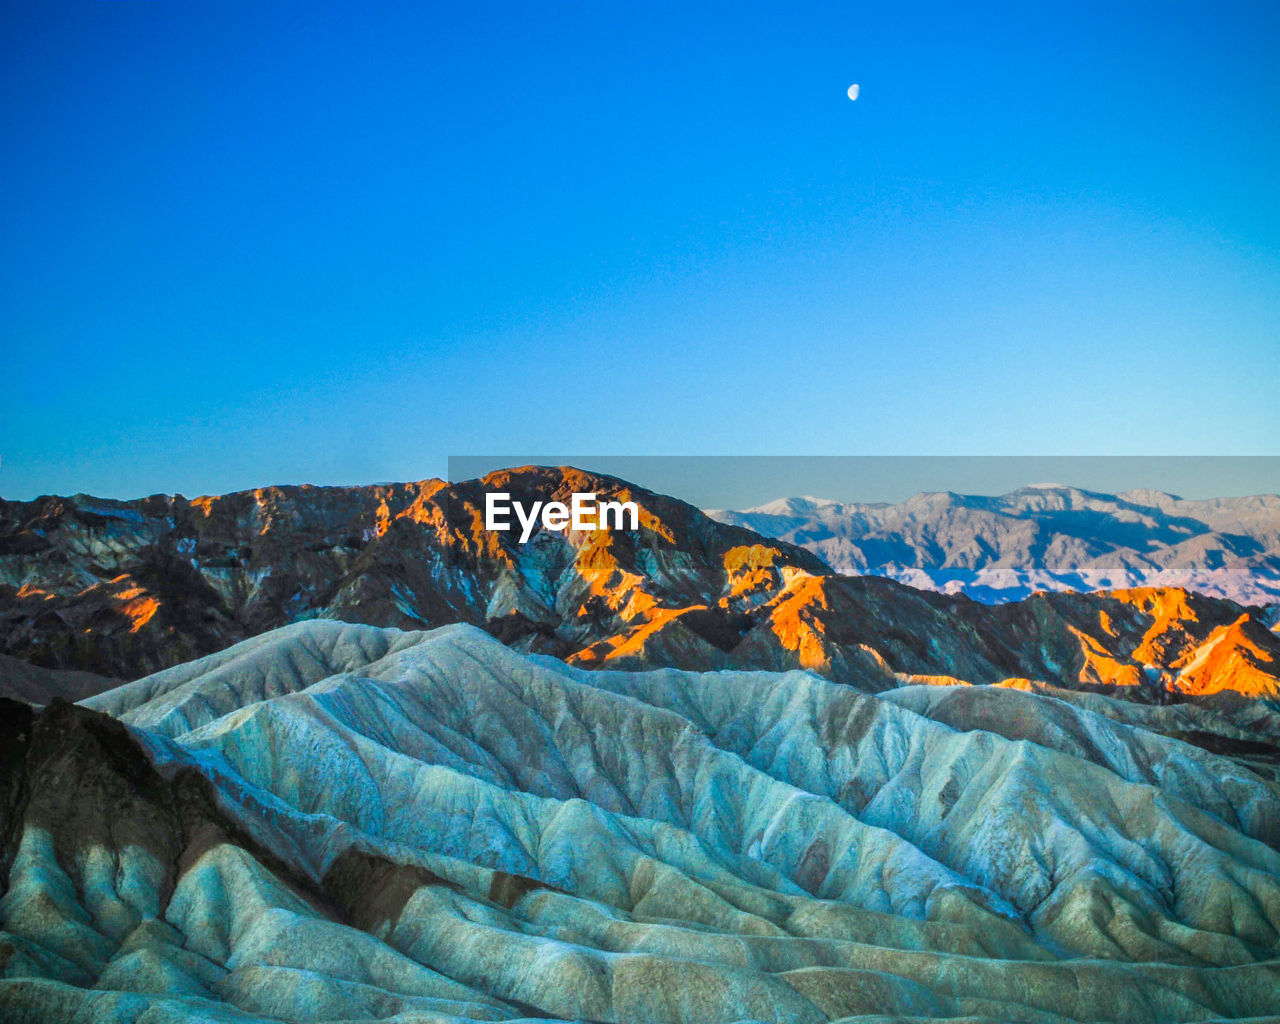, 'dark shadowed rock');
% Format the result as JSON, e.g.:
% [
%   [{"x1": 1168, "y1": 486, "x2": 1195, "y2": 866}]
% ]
[{"x1": 0, "y1": 654, "x2": 121, "y2": 705}]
